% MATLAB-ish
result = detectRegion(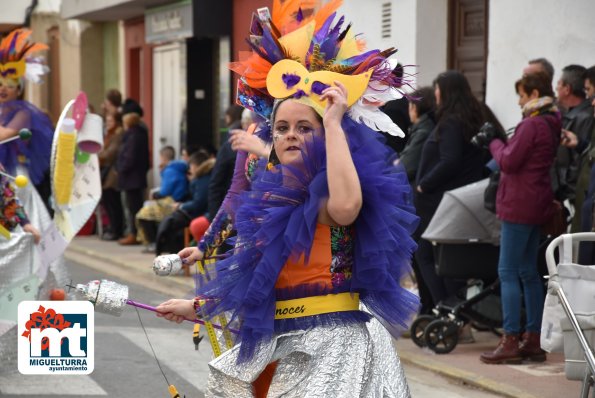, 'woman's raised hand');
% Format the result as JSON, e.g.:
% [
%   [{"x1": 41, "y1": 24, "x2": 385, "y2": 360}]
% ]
[
  {"x1": 229, "y1": 129, "x2": 269, "y2": 157},
  {"x1": 320, "y1": 81, "x2": 348, "y2": 127}
]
